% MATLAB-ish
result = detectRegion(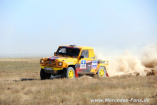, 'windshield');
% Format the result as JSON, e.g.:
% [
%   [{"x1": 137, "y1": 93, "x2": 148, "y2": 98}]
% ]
[{"x1": 56, "y1": 47, "x2": 80, "y2": 57}]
